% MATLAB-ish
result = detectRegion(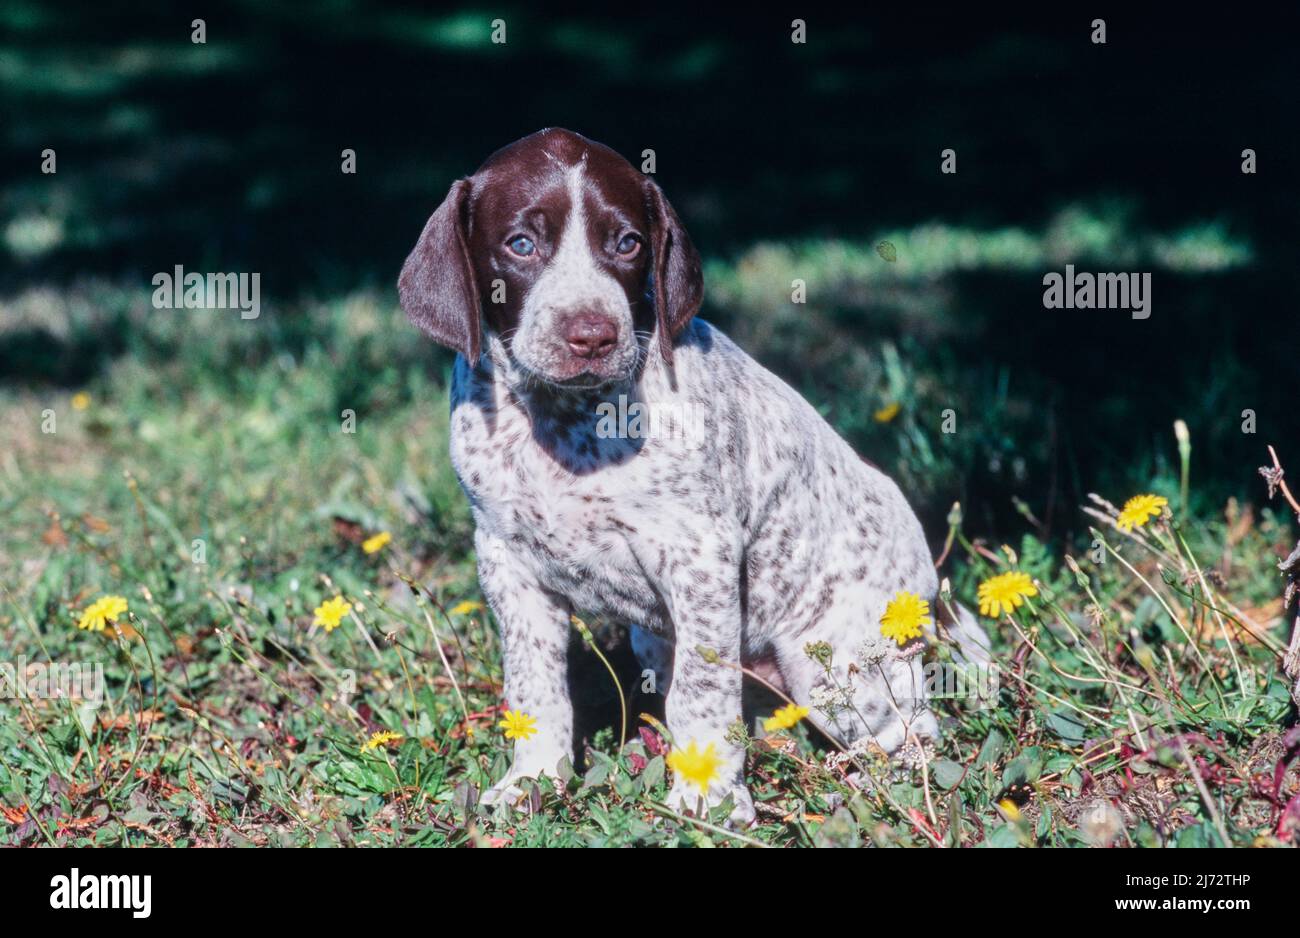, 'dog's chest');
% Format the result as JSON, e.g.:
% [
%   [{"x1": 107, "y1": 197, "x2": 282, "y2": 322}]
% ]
[{"x1": 450, "y1": 384, "x2": 675, "y2": 623}]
